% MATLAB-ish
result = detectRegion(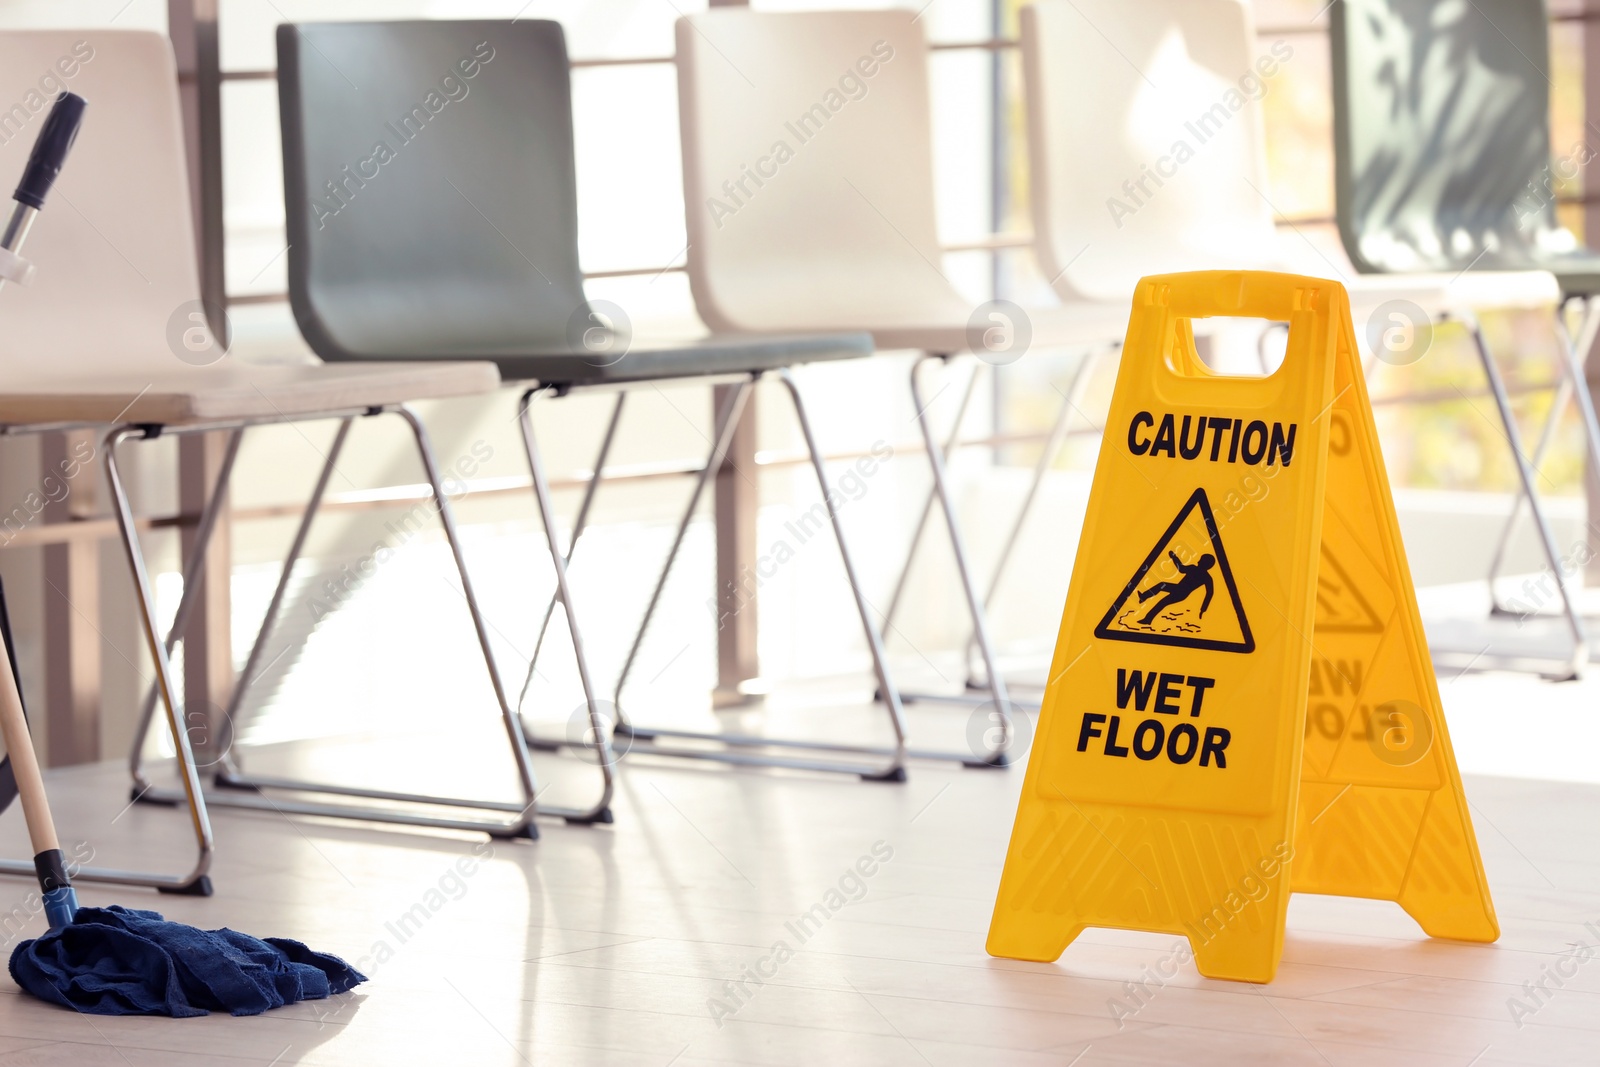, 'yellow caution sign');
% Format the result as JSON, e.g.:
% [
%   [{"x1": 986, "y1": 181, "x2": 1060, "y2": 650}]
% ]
[{"x1": 986, "y1": 271, "x2": 1495, "y2": 984}]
